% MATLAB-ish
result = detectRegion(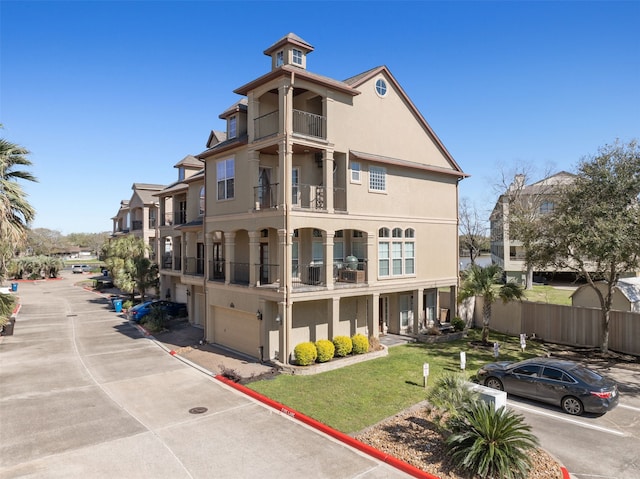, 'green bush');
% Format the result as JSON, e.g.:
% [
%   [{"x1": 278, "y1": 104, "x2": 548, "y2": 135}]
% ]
[
  {"x1": 446, "y1": 402, "x2": 539, "y2": 479},
  {"x1": 141, "y1": 307, "x2": 168, "y2": 333},
  {"x1": 452, "y1": 317, "x2": 466, "y2": 332},
  {"x1": 315, "y1": 339, "x2": 335, "y2": 363},
  {"x1": 122, "y1": 300, "x2": 133, "y2": 310},
  {"x1": 332, "y1": 336, "x2": 353, "y2": 357},
  {"x1": 426, "y1": 372, "x2": 479, "y2": 429},
  {"x1": 351, "y1": 333, "x2": 369, "y2": 354},
  {"x1": 294, "y1": 342, "x2": 317, "y2": 366}
]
